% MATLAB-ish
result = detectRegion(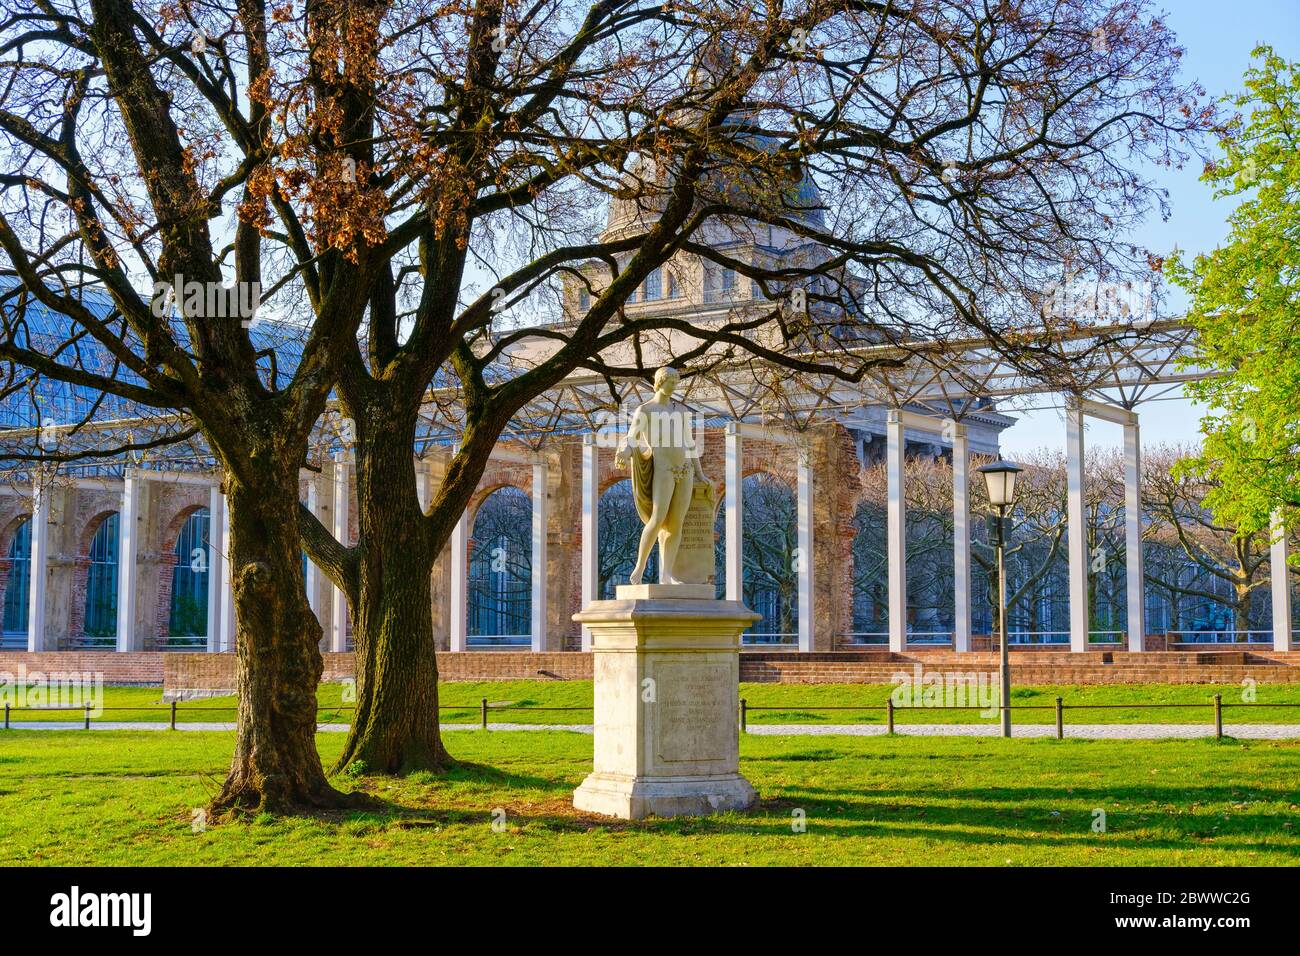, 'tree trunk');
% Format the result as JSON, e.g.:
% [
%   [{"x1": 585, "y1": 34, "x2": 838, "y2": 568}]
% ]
[
  {"x1": 212, "y1": 466, "x2": 356, "y2": 814},
  {"x1": 335, "y1": 411, "x2": 451, "y2": 774},
  {"x1": 1235, "y1": 585, "x2": 1252, "y2": 638}
]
